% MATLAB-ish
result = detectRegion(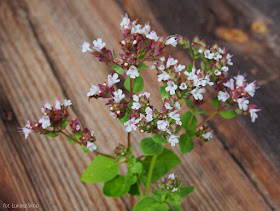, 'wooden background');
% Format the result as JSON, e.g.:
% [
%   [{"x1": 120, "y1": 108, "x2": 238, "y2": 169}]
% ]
[{"x1": 0, "y1": 0, "x2": 279, "y2": 210}]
